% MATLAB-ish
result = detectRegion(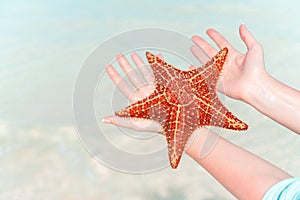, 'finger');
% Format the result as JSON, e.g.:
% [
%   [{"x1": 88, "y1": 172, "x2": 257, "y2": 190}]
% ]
[
  {"x1": 117, "y1": 54, "x2": 145, "y2": 88},
  {"x1": 102, "y1": 116, "x2": 163, "y2": 133},
  {"x1": 156, "y1": 53, "x2": 163, "y2": 59},
  {"x1": 106, "y1": 65, "x2": 134, "y2": 100},
  {"x1": 239, "y1": 24, "x2": 262, "y2": 51},
  {"x1": 192, "y1": 35, "x2": 217, "y2": 58},
  {"x1": 131, "y1": 52, "x2": 154, "y2": 84},
  {"x1": 190, "y1": 45, "x2": 211, "y2": 64},
  {"x1": 189, "y1": 65, "x2": 196, "y2": 70},
  {"x1": 206, "y1": 28, "x2": 233, "y2": 49}
]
